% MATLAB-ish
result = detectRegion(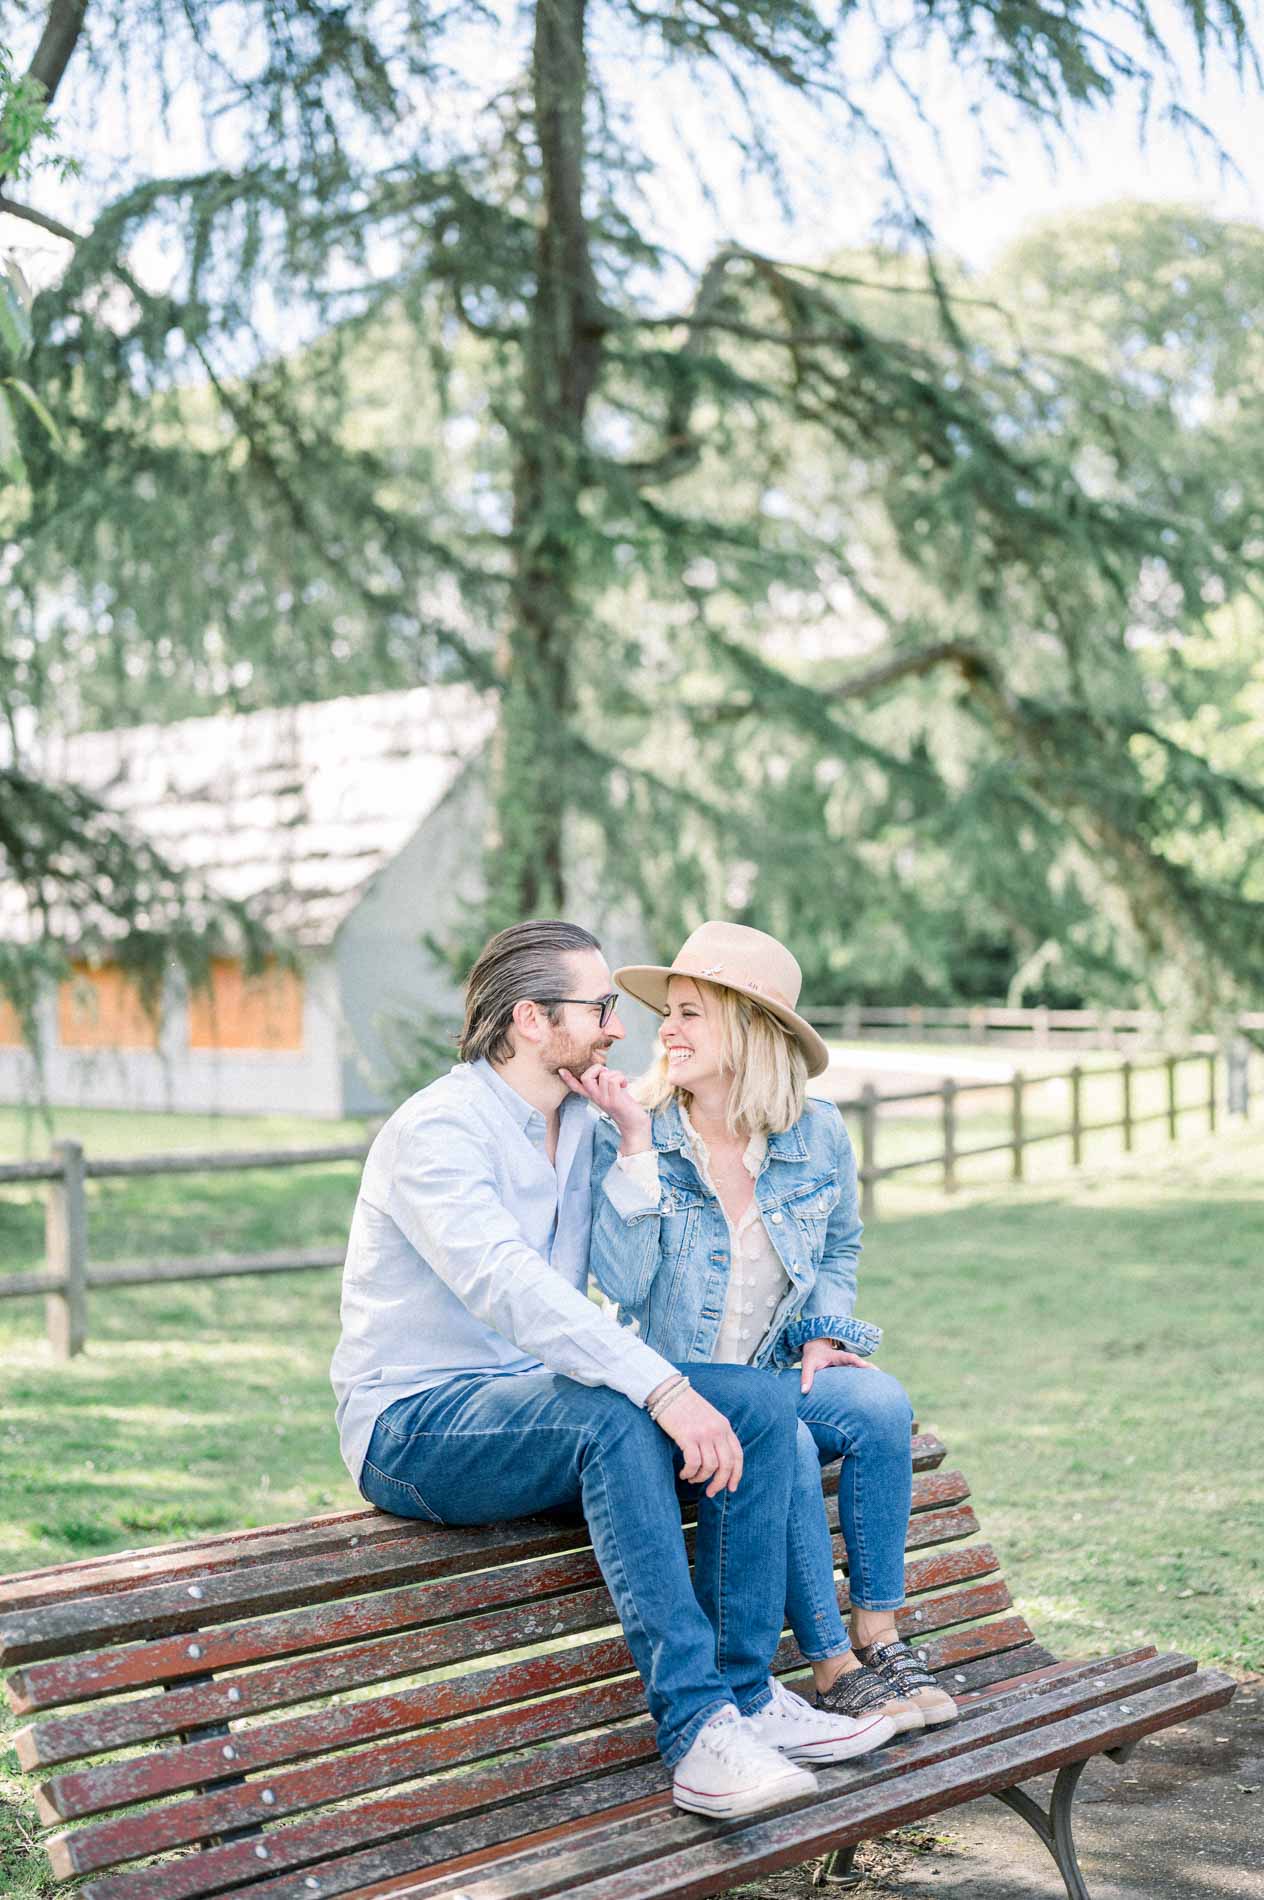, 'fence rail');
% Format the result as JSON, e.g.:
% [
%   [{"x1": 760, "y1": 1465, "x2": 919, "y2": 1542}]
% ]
[
  {"x1": 804, "y1": 1002, "x2": 1263, "y2": 1048},
  {"x1": 1, "y1": 1041, "x2": 1259, "y2": 1358}
]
